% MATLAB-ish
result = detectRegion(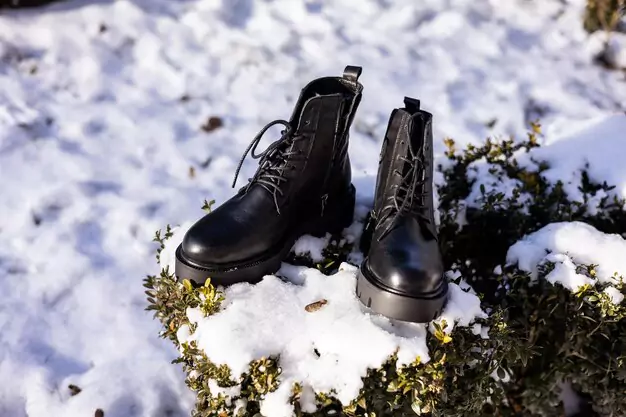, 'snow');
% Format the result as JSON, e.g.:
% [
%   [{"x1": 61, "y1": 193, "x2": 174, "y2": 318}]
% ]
[
  {"x1": 465, "y1": 114, "x2": 626, "y2": 211},
  {"x1": 603, "y1": 286, "x2": 625, "y2": 304},
  {"x1": 160, "y1": 226, "x2": 485, "y2": 417},
  {"x1": 543, "y1": 253, "x2": 596, "y2": 292},
  {"x1": 596, "y1": 32, "x2": 626, "y2": 69},
  {"x1": 291, "y1": 234, "x2": 331, "y2": 262},
  {"x1": 0, "y1": 0, "x2": 625, "y2": 416},
  {"x1": 520, "y1": 114, "x2": 626, "y2": 206},
  {"x1": 206, "y1": 380, "x2": 241, "y2": 405},
  {"x1": 507, "y1": 222, "x2": 626, "y2": 293},
  {"x1": 559, "y1": 381, "x2": 582, "y2": 417},
  {"x1": 465, "y1": 158, "x2": 531, "y2": 208},
  {"x1": 471, "y1": 323, "x2": 490, "y2": 339},
  {"x1": 298, "y1": 384, "x2": 317, "y2": 413},
  {"x1": 431, "y1": 281, "x2": 487, "y2": 333},
  {"x1": 490, "y1": 367, "x2": 512, "y2": 383}
]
